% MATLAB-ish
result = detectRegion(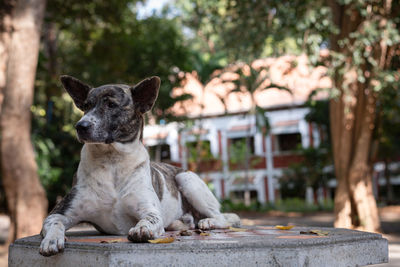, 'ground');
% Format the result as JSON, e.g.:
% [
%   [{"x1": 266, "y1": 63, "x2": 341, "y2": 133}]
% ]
[{"x1": 0, "y1": 206, "x2": 399, "y2": 266}]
